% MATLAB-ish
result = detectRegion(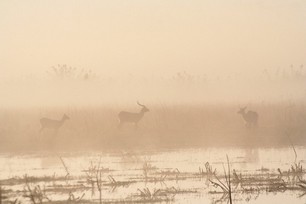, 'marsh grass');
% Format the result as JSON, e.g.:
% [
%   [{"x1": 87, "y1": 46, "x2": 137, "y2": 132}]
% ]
[
  {"x1": 0, "y1": 157, "x2": 305, "y2": 203},
  {"x1": 209, "y1": 155, "x2": 233, "y2": 204},
  {"x1": 83, "y1": 157, "x2": 104, "y2": 204},
  {"x1": 67, "y1": 192, "x2": 85, "y2": 203},
  {"x1": 24, "y1": 175, "x2": 51, "y2": 204},
  {"x1": 198, "y1": 162, "x2": 216, "y2": 177}
]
